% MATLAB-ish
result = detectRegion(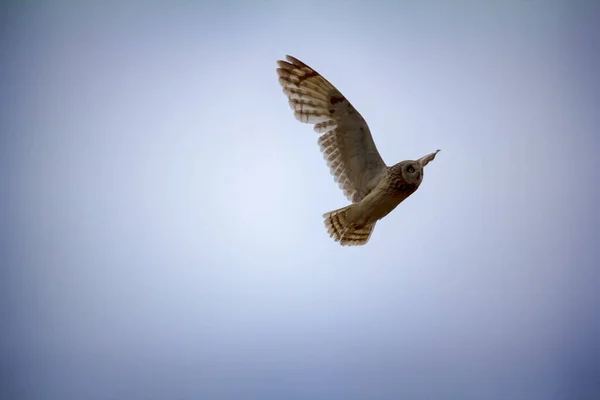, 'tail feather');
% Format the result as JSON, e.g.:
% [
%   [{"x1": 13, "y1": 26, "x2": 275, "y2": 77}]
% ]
[{"x1": 323, "y1": 205, "x2": 376, "y2": 246}]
